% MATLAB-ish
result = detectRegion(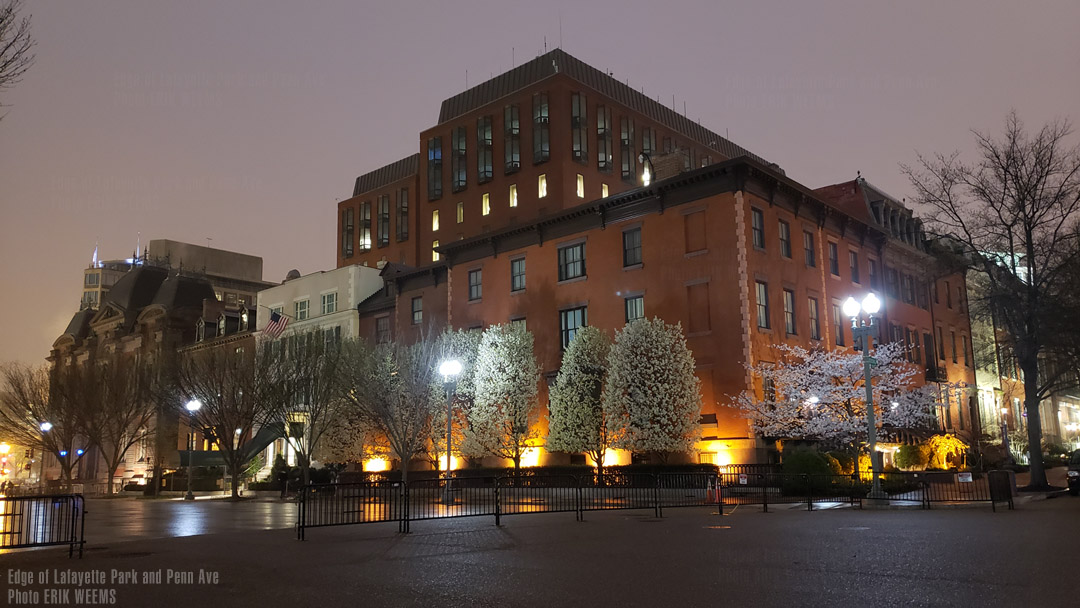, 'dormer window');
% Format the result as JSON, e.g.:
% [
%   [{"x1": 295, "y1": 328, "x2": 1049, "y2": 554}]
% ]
[
  {"x1": 240, "y1": 309, "x2": 249, "y2": 331},
  {"x1": 218, "y1": 314, "x2": 226, "y2": 337},
  {"x1": 196, "y1": 319, "x2": 205, "y2": 342}
]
